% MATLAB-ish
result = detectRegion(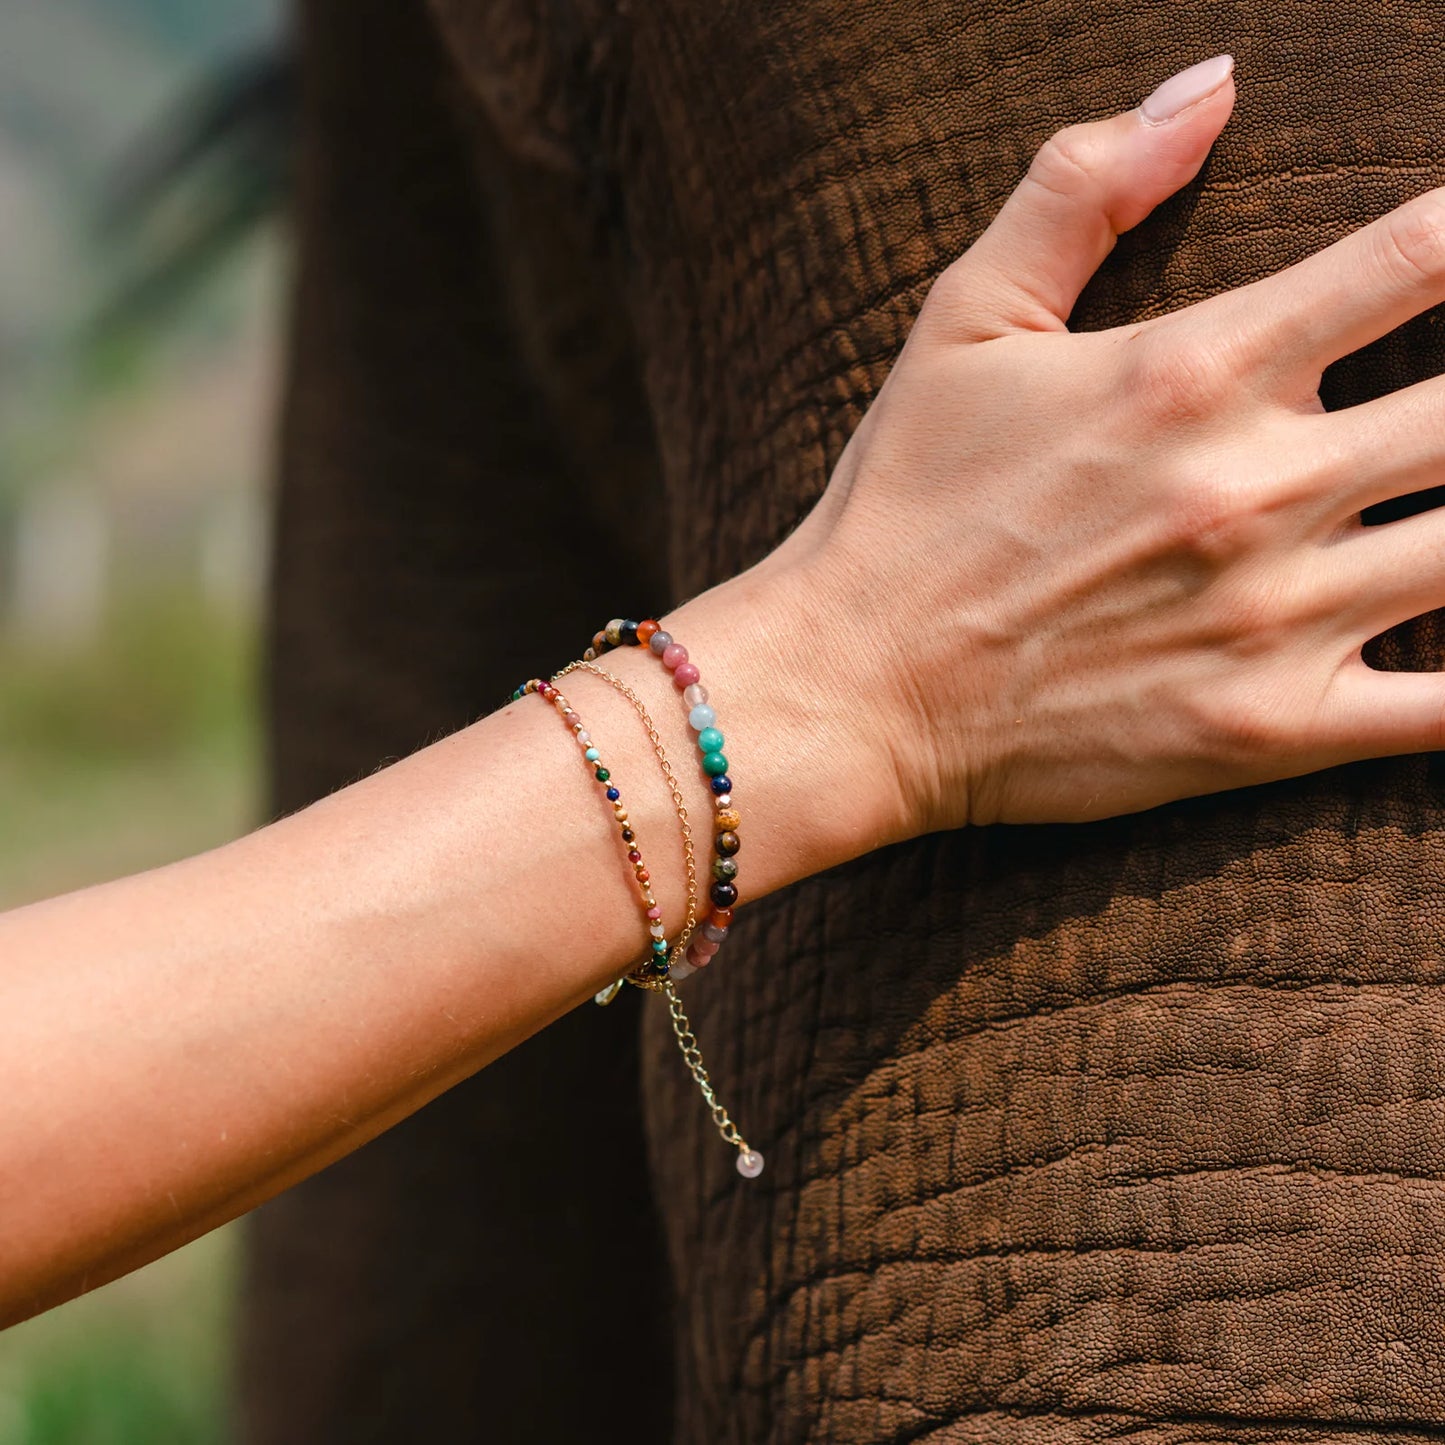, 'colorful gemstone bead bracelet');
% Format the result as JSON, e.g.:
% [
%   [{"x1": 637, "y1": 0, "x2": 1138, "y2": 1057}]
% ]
[{"x1": 587, "y1": 618, "x2": 739, "y2": 977}]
